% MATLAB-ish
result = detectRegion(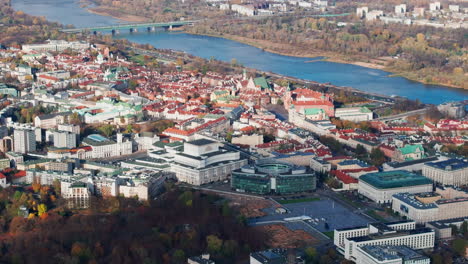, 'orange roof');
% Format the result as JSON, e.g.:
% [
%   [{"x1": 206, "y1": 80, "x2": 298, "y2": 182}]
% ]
[{"x1": 14, "y1": 170, "x2": 26, "y2": 178}]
